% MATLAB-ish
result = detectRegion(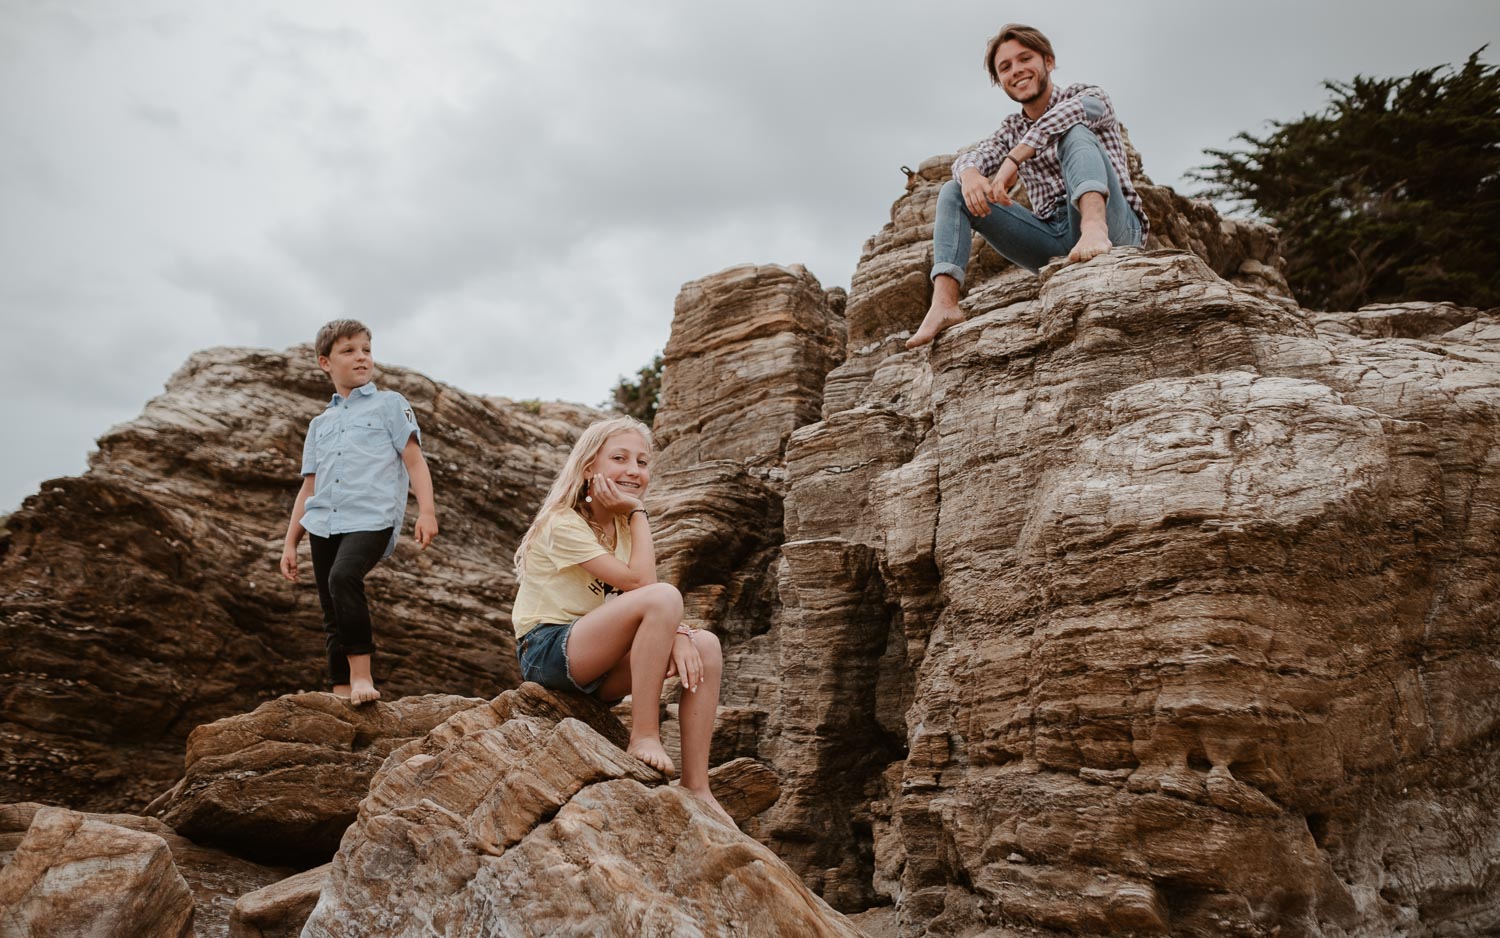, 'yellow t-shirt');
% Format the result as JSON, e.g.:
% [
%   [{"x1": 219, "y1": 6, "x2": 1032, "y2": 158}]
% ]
[{"x1": 512, "y1": 510, "x2": 631, "y2": 638}]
